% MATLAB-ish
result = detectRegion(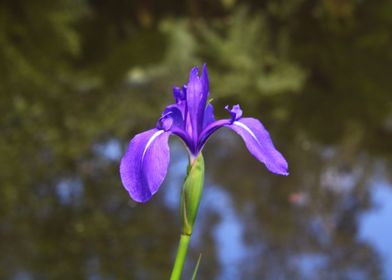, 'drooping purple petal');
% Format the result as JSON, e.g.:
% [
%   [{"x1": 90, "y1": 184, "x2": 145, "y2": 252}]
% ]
[
  {"x1": 120, "y1": 128, "x2": 170, "y2": 202},
  {"x1": 226, "y1": 118, "x2": 289, "y2": 175}
]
